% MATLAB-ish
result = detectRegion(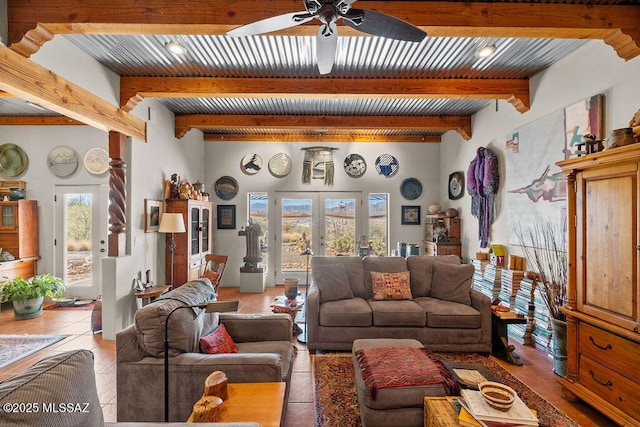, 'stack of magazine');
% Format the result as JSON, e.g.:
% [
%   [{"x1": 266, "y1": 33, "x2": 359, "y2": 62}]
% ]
[{"x1": 458, "y1": 389, "x2": 539, "y2": 427}]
